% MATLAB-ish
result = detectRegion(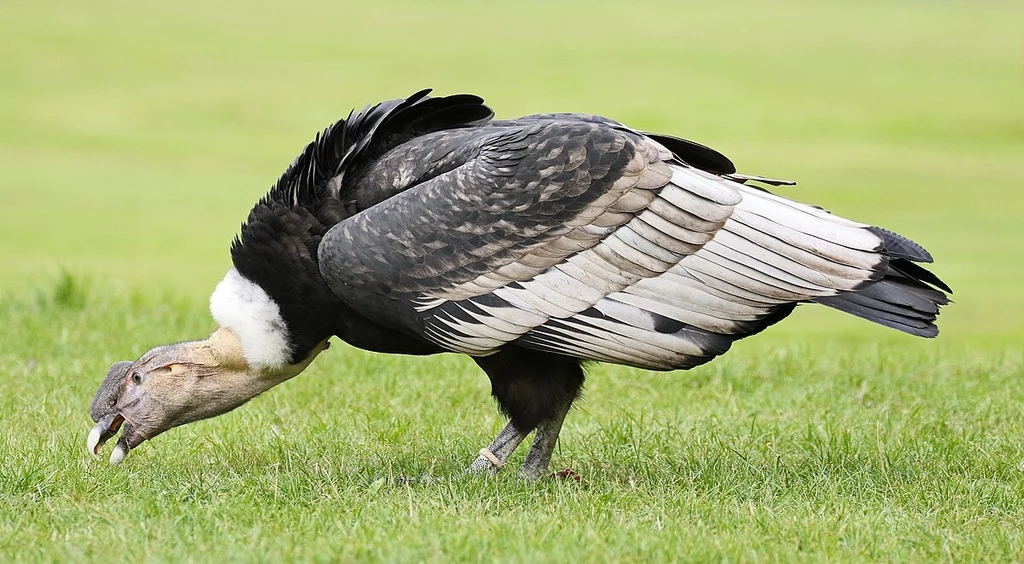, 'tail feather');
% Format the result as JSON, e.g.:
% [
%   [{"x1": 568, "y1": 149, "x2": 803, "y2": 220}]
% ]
[
  {"x1": 813, "y1": 230, "x2": 951, "y2": 337},
  {"x1": 888, "y1": 257, "x2": 952, "y2": 293},
  {"x1": 870, "y1": 227, "x2": 934, "y2": 263}
]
